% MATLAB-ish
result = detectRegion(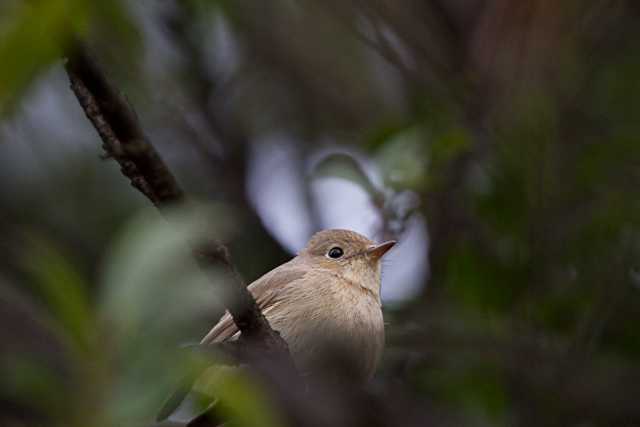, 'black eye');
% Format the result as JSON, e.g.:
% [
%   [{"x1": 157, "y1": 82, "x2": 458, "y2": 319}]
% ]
[{"x1": 327, "y1": 247, "x2": 344, "y2": 259}]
